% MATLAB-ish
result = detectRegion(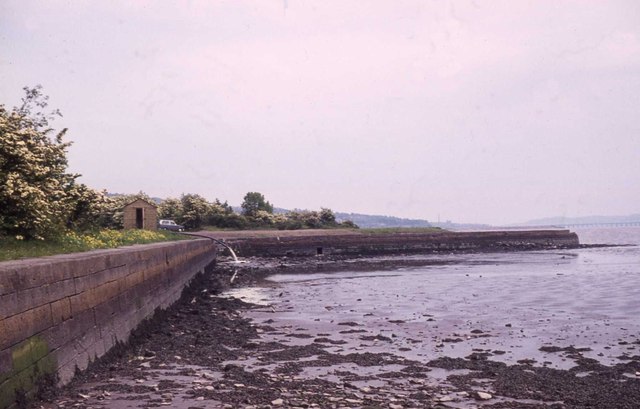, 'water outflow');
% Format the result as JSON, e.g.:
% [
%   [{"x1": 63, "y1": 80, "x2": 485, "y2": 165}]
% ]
[
  {"x1": 209, "y1": 237, "x2": 239, "y2": 263},
  {"x1": 207, "y1": 237, "x2": 242, "y2": 283}
]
